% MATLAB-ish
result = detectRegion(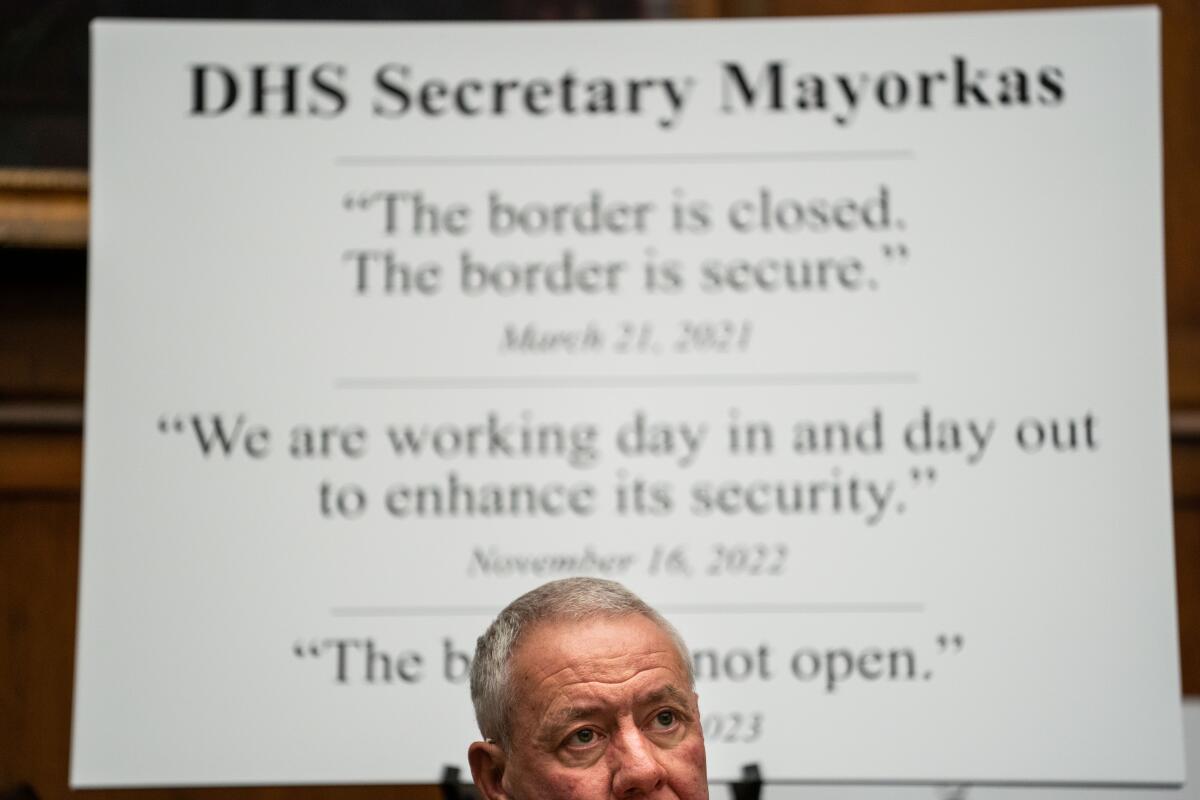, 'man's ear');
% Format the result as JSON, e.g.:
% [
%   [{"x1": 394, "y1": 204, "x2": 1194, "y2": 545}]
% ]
[{"x1": 467, "y1": 740, "x2": 508, "y2": 800}]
